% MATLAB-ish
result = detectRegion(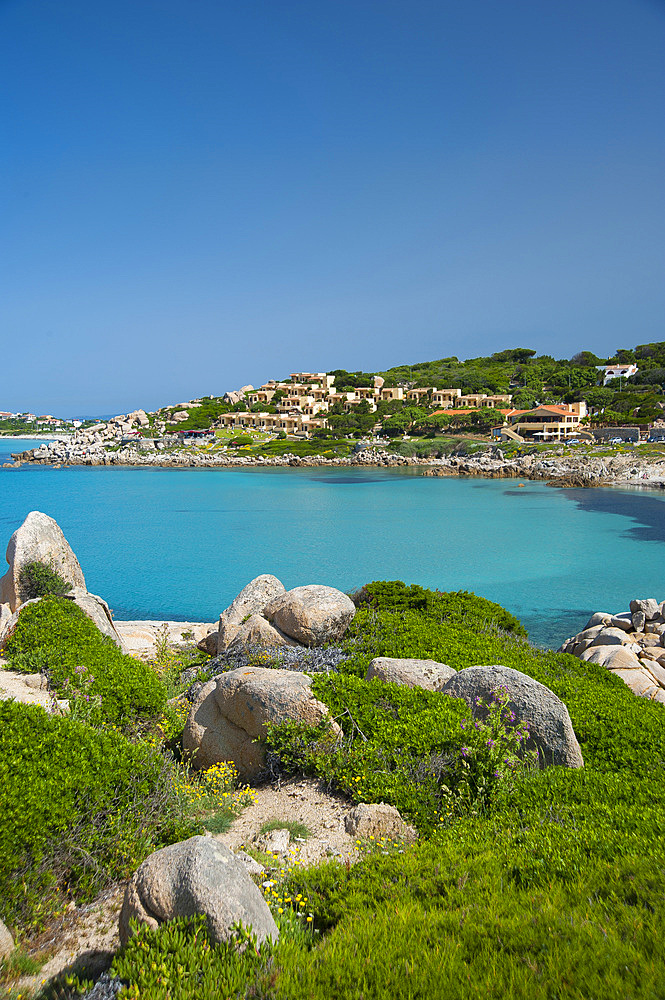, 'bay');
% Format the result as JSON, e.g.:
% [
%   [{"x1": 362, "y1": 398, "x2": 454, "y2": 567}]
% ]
[{"x1": 1, "y1": 462, "x2": 664, "y2": 648}]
